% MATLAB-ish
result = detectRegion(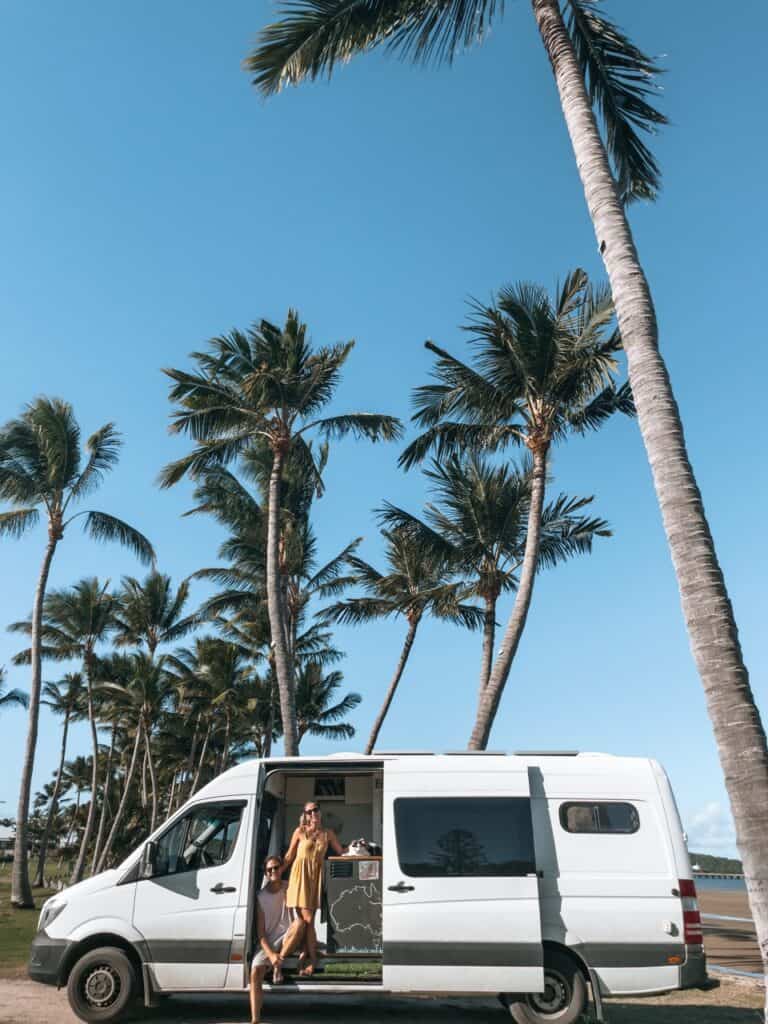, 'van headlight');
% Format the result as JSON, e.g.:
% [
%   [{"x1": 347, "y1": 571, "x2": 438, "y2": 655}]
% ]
[{"x1": 38, "y1": 900, "x2": 66, "y2": 933}]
